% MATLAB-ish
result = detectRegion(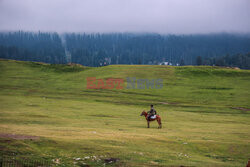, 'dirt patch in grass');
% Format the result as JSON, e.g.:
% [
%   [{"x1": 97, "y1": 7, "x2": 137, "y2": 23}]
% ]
[
  {"x1": 158, "y1": 101, "x2": 178, "y2": 105},
  {"x1": 200, "y1": 86, "x2": 233, "y2": 90},
  {"x1": 231, "y1": 107, "x2": 250, "y2": 111},
  {"x1": 89, "y1": 114, "x2": 116, "y2": 118},
  {"x1": 0, "y1": 133, "x2": 39, "y2": 140}
]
